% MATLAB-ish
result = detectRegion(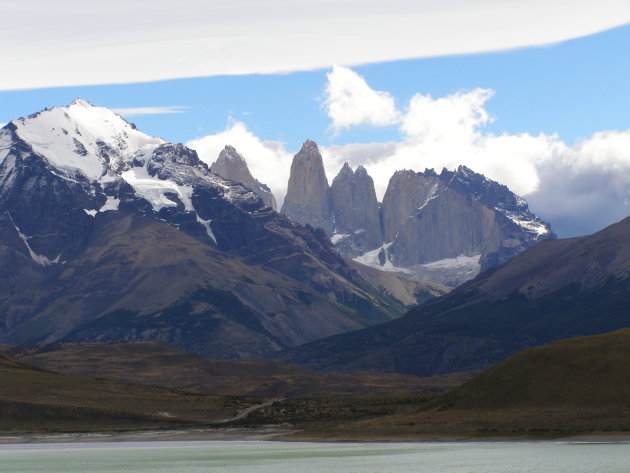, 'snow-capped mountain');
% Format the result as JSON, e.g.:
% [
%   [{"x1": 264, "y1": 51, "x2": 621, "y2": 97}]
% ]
[
  {"x1": 0, "y1": 100, "x2": 414, "y2": 358},
  {"x1": 0, "y1": 99, "x2": 263, "y2": 261}
]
